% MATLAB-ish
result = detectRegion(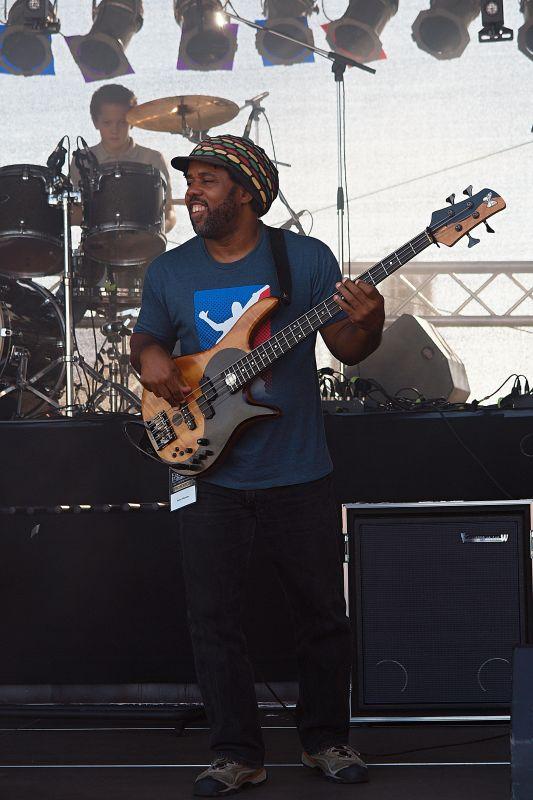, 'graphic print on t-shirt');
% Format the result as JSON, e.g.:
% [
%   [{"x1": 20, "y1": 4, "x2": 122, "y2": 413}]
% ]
[{"x1": 194, "y1": 284, "x2": 272, "y2": 390}]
